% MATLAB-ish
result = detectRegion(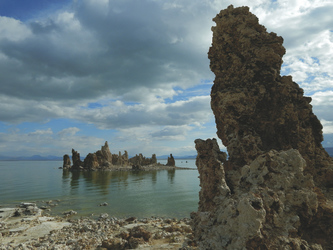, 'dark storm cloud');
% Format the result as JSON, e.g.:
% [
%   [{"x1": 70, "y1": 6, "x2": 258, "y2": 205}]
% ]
[{"x1": 0, "y1": 0, "x2": 213, "y2": 103}]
